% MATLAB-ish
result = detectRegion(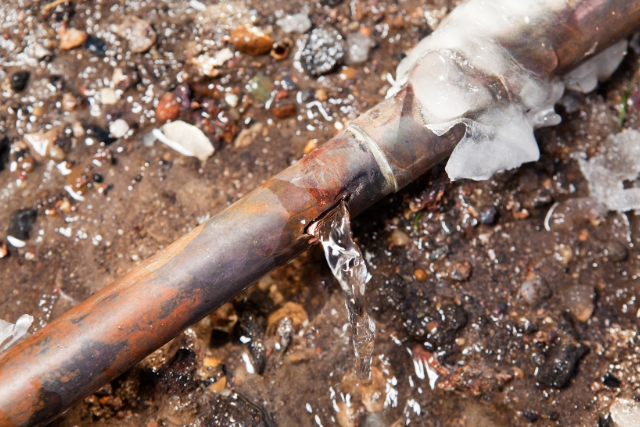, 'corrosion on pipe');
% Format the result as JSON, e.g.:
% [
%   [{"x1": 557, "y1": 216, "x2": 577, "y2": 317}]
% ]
[{"x1": 1, "y1": 0, "x2": 640, "y2": 425}]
